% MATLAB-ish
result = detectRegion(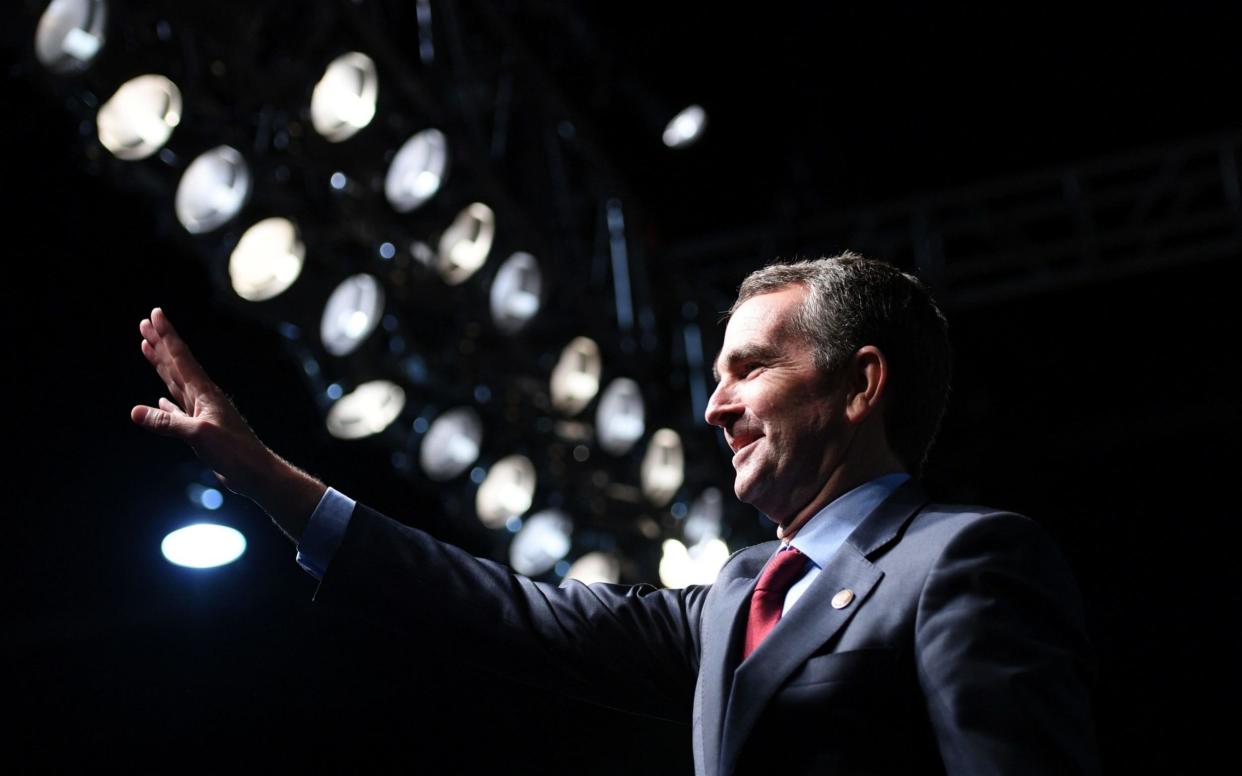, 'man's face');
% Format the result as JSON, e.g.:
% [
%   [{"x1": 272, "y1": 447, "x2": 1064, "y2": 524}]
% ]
[{"x1": 705, "y1": 286, "x2": 852, "y2": 524}]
